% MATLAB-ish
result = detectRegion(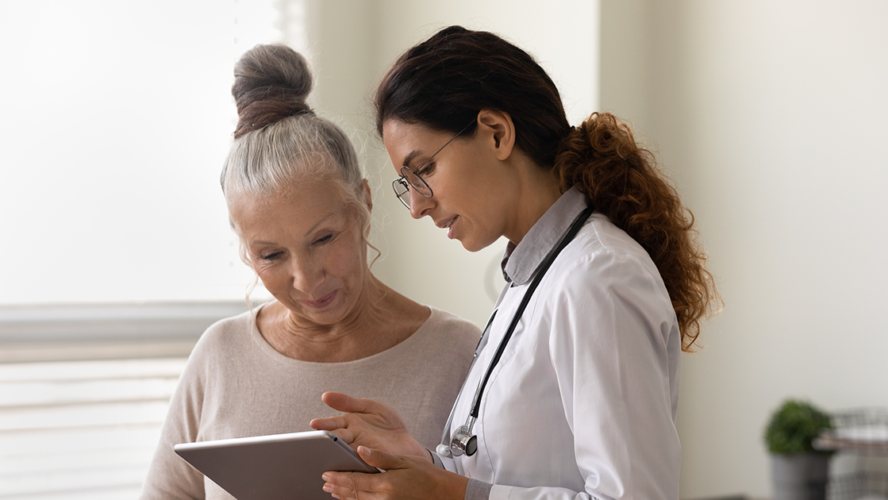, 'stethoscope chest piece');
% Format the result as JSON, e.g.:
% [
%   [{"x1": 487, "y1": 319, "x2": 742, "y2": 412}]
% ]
[
  {"x1": 450, "y1": 422, "x2": 478, "y2": 456},
  {"x1": 435, "y1": 421, "x2": 478, "y2": 458}
]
